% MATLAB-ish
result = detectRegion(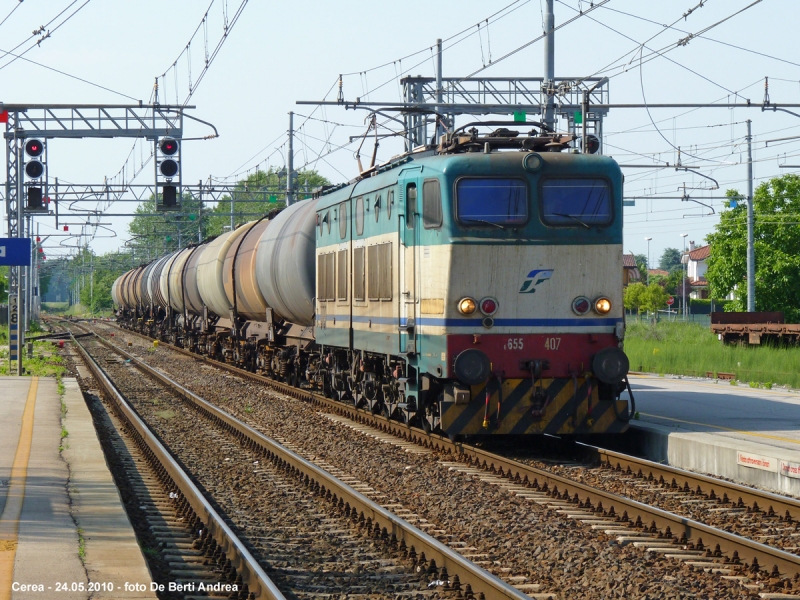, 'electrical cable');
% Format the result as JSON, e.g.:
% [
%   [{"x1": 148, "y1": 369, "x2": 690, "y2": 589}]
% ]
[
  {"x1": 0, "y1": 45, "x2": 139, "y2": 101},
  {"x1": 556, "y1": 0, "x2": 737, "y2": 96},
  {"x1": 339, "y1": 0, "x2": 527, "y2": 77},
  {"x1": 0, "y1": 1, "x2": 24, "y2": 30},
  {"x1": 596, "y1": 3, "x2": 800, "y2": 69},
  {"x1": 355, "y1": 0, "x2": 534, "y2": 99},
  {"x1": 0, "y1": 0, "x2": 92, "y2": 72},
  {"x1": 455, "y1": 0, "x2": 610, "y2": 82}
]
